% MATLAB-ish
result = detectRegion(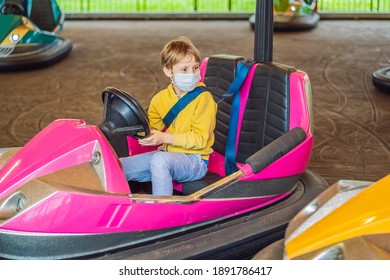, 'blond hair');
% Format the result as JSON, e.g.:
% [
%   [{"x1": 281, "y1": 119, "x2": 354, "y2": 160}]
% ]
[{"x1": 160, "y1": 36, "x2": 201, "y2": 69}]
